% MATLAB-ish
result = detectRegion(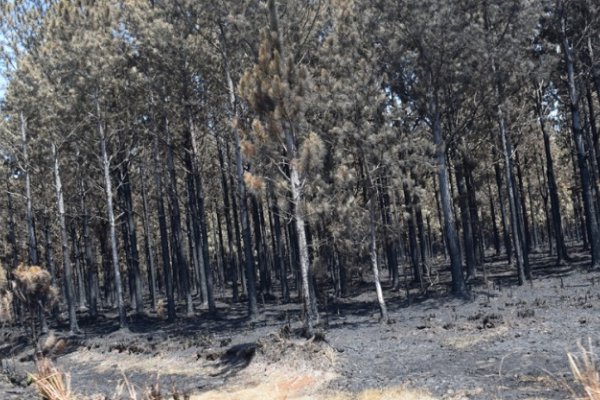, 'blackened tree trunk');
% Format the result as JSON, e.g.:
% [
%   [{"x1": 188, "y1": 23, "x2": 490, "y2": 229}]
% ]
[
  {"x1": 432, "y1": 107, "x2": 467, "y2": 297},
  {"x1": 21, "y1": 113, "x2": 38, "y2": 266},
  {"x1": 194, "y1": 171, "x2": 216, "y2": 314},
  {"x1": 268, "y1": 184, "x2": 288, "y2": 302},
  {"x1": 464, "y1": 163, "x2": 484, "y2": 265},
  {"x1": 559, "y1": 2, "x2": 600, "y2": 268},
  {"x1": 378, "y1": 172, "x2": 399, "y2": 289},
  {"x1": 535, "y1": 82, "x2": 568, "y2": 262},
  {"x1": 490, "y1": 54, "x2": 527, "y2": 284},
  {"x1": 251, "y1": 197, "x2": 269, "y2": 297},
  {"x1": 214, "y1": 128, "x2": 239, "y2": 302},
  {"x1": 494, "y1": 161, "x2": 512, "y2": 262},
  {"x1": 455, "y1": 163, "x2": 476, "y2": 279},
  {"x1": 165, "y1": 124, "x2": 193, "y2": 317},
  {"x1": 516, "y1": 156, "x2": 532, "y2": 255},
  {"x1": 43, "y1": 218, "x2": 57, "y2": 285},
  {"x1": 153, "y1": 133, "x2": 175, "y2": 321},
  {"x1": 184, "y1": 150, "x2": 207, "y2": 306},
  {"x1": 433, "y1": 175, "x2": 447, "y2": 259},
  {"x1": 6, "y1": 180, "x2": 19, "y2": 268},
  {"x1": 140, "y1": 158, "x2": 157, "y2": 310},
  {"x1": 219, "y1": 22, "x2": 258, "y2": 318},
  {"x1": 403, "y1": 181, "x2": 422, "y2": 286},
  {"x1": 488, "y1": 181, "x2": 501, "y2": 256},
  {"x1": 497, "y1": 108, "x2": 526, "y2": 284},
  {"x1": 71, "y1": 225, "x2": 86, "y2": 309},
  {"x1": 119, "y1": 161, "x2": 143, "y2": 314}
]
